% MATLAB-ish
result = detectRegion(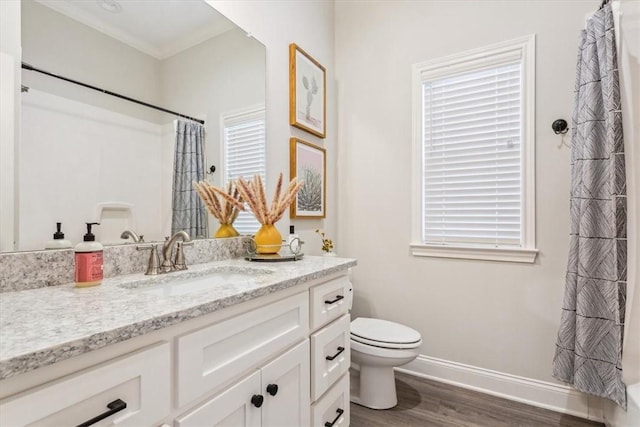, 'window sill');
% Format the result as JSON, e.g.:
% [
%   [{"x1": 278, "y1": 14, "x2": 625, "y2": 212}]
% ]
[{"x1": 410, "y1": 244, "x2": 538, "y2": 263}]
